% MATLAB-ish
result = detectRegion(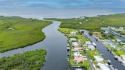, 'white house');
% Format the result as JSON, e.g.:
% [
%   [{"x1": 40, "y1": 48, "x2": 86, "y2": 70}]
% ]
[
  {"x1": 88, "y1": 44, "x2": 95, "y2": 50},
  {"x1": 94, "y1": 56, "x2": 104, "y2": 62},
  {"x1": 85, "y1": 41, "x2": 92, "y2": 45},
  {"x1": 8, "y1": 27, "x2": 15, "y2": 30},
  {"x1": 73, "y1": 51, "x2": 82, "y2": 57},
  {"x1": 97, "y1": 63, "x2": 110, "y2": 70},
  {"x1": 104, "y1": 30, "x2": 109, "y2": 34},
  {"x1": 70, "y1": 31, "x2": 76, "y2": 35},
  {"x1": 72, "y1": 42, "x2": 79, "y2": 47},
  {"x1": 79, "y1": 22, "x2": 82, "y2": 24},
  {"x1": 70, "y1": 38, "x2": 77, "y2": 42},
  {"x1": 92, "y1": 42, "x2": 96, "y2": 46},
  {"x1": 118, "y1": 27, "x2": 124, "y2": 31}
]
